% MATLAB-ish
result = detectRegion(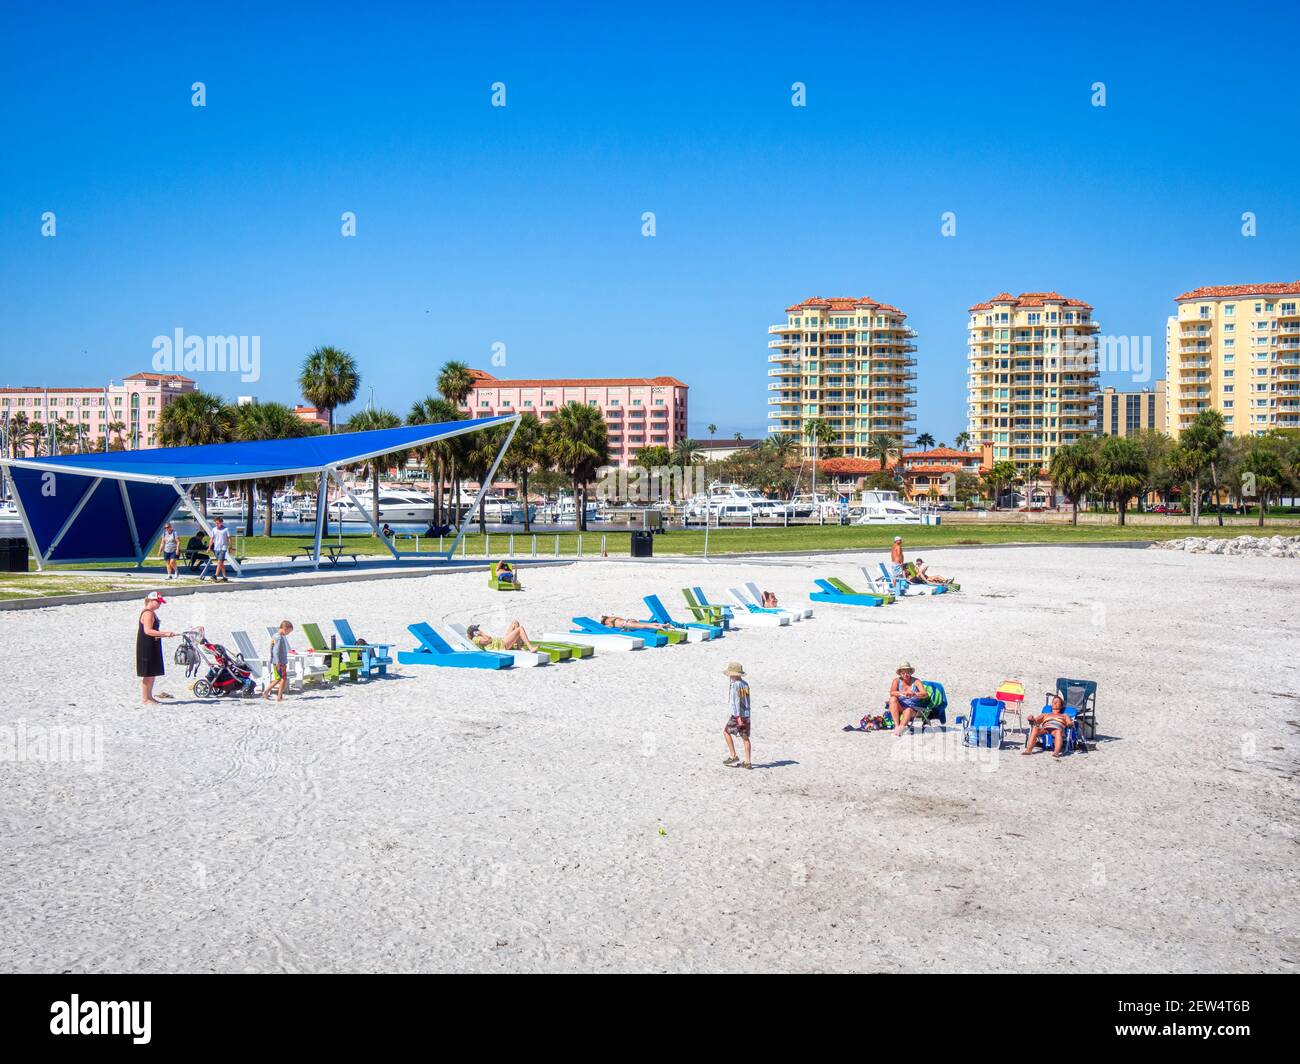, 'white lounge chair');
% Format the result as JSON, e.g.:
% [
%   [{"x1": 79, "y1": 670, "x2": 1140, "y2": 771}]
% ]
[
  {"x1": 446, "y1": 622, "x2": 549, "y2": 667},
  {"x1": 726, "y1": 588, "x2": 794, "y2": 626},
  {"x1": 541, "y1": 630, "x2": 644, "y2": 651},
  {"x1": 744, "y1": 580, "x2": 813, "y2": 619},
  {"x1": 232, "y1": 629, "x2": 310, "y2": 691}
]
